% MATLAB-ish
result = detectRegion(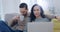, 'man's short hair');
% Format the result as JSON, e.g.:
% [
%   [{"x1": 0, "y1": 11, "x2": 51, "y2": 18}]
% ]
[{"x1": 19, "y1": 3, "x2": 28, "y2": 10}]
